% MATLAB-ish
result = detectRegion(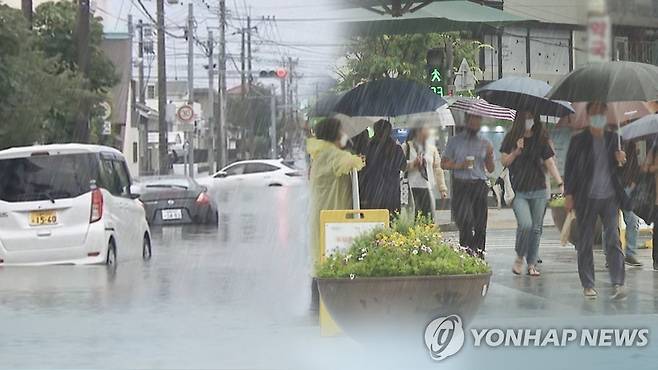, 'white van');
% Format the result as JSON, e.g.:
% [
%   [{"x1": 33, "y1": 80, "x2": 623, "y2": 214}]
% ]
[{"x1": 0, "y1": 144, "x2": 151, "y2": 266}]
